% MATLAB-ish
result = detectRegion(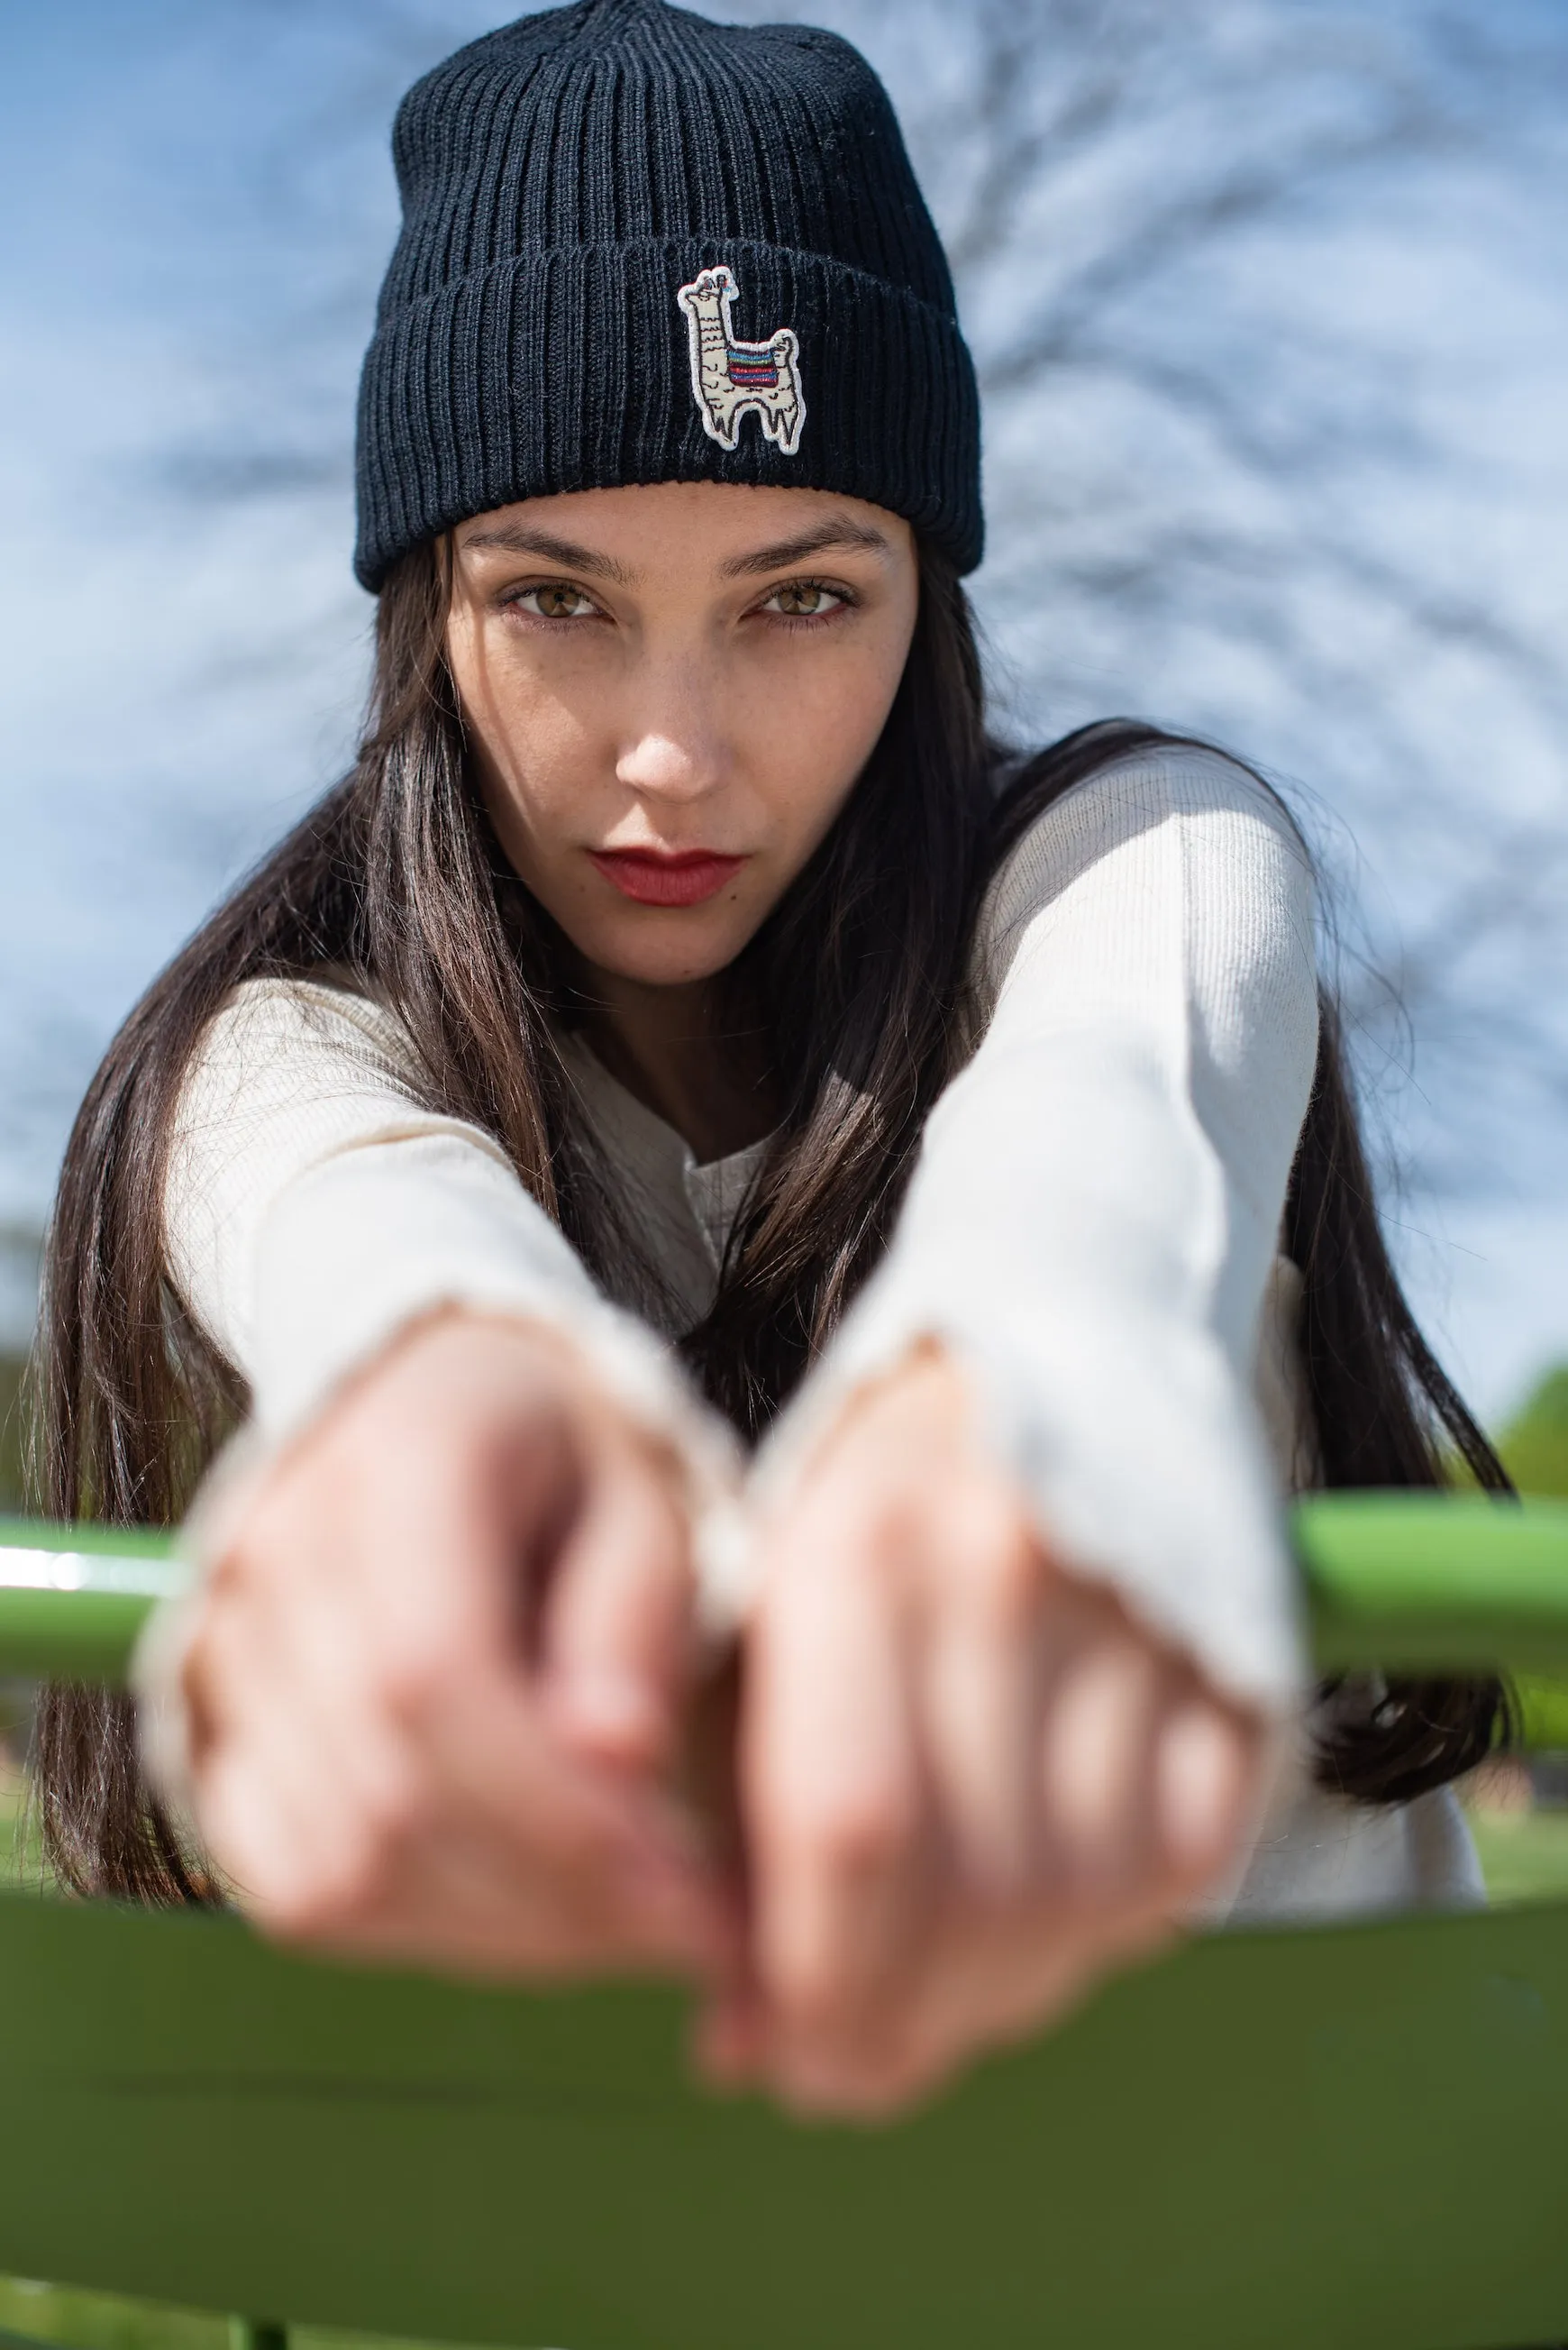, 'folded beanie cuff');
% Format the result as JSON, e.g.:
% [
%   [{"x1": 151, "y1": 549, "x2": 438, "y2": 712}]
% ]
[{"x1": 353, "y1": 233, "x2": 983, "y2": 588}]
